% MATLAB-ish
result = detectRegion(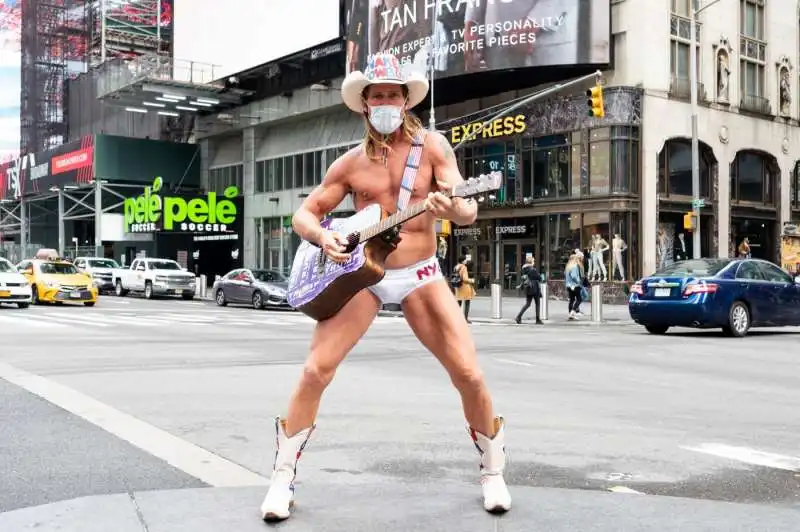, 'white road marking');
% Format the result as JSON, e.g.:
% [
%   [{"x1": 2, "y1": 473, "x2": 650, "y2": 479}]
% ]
[
  {"x1": 608, "y1": 486, "x2": 645, "y2": 494},
  {"x1": 0, "y1": 360, "x2": 270, "y2": 487},
  {"x1": 682, "y1": 443, "x2": 800, "y2": 472},
  {"x1": 0, "y1": 313, "x2": 69, "y2": 328},
  {"x1": 495, "y1": 358, "x2": 534, "y2": 367}
]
